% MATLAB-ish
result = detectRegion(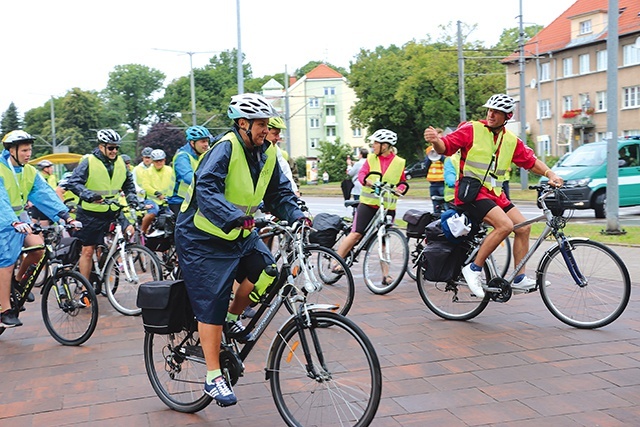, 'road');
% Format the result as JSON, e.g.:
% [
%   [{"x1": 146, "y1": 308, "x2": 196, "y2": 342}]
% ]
[{"x1": 302, "y1": 196, "x2": 640, "y2": 227}]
